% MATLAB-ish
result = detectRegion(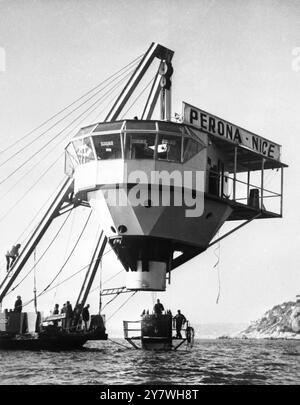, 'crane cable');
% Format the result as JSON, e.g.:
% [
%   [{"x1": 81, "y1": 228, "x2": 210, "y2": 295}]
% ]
[
  {"x1": 19, "y1": 247, "x2": 114, "y2": 309},
  {"x1": 0, "y1": 67, "x2": 133, "y2": 206},
  {"x1": 5, "y1": 210, "x2": 72, "y2": 296},
  {"x1": 0, "y1": 53, "x2": 144, "y2": 156},
  {"x1": 0, "y1": 177, "x2": 67, "y2": 269},
  {"x1": 38, "y1": 211, "x2": 92, "y2": 296},
  {"x1": 0, "y1": 66, "x2": 138, "y2": 187},
  {"x1": 121, "y1": 73, "x2": 157, "y2": 119},
  {"x1": 106, "y1": 291, "x2": 138, "y2": 321},
  {"x1": 0, "y1": 152, "x2": 64, "y2": 224},
  {"x1": 213, "y1": 238, "x2": 221, "y2": 304},
  {"x1": 0, "y1": 60, "x2": 140, "y2": 169},
  {"x1": 52, "y1": 209, "x2": 76, "y2": 306},
  {"x1": 90, "y1": 270, "x2": 123, "y2": 295}
]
